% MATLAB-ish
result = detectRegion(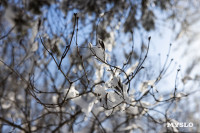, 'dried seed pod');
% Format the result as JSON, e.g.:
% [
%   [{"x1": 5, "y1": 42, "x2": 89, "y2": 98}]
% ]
[{"x1": 98, "y1": 38, "x2": 105, "y2": 50}]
